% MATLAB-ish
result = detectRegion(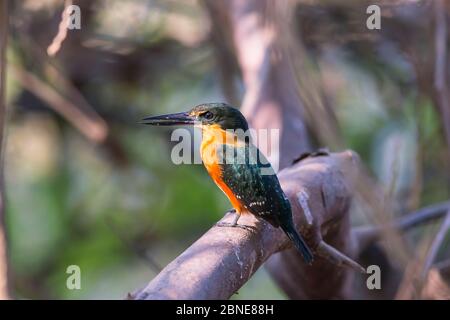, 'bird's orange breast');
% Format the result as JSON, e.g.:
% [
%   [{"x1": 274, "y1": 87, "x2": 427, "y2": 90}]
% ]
[{"x1": 200, "y1": 125, "x2": 246, "y2": 213}]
